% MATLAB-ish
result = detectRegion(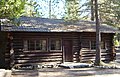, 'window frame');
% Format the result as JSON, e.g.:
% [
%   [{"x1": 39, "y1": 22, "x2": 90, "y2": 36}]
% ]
[
  {"x1": 23, "y1": 38, "x2": 48, "y2": 52},
  {"x1": 90, "y1": 41, "x2": 106, "y2": 50},
  {"x1": 35, "y1": 39, "x2": 48, "y2": 51}
]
